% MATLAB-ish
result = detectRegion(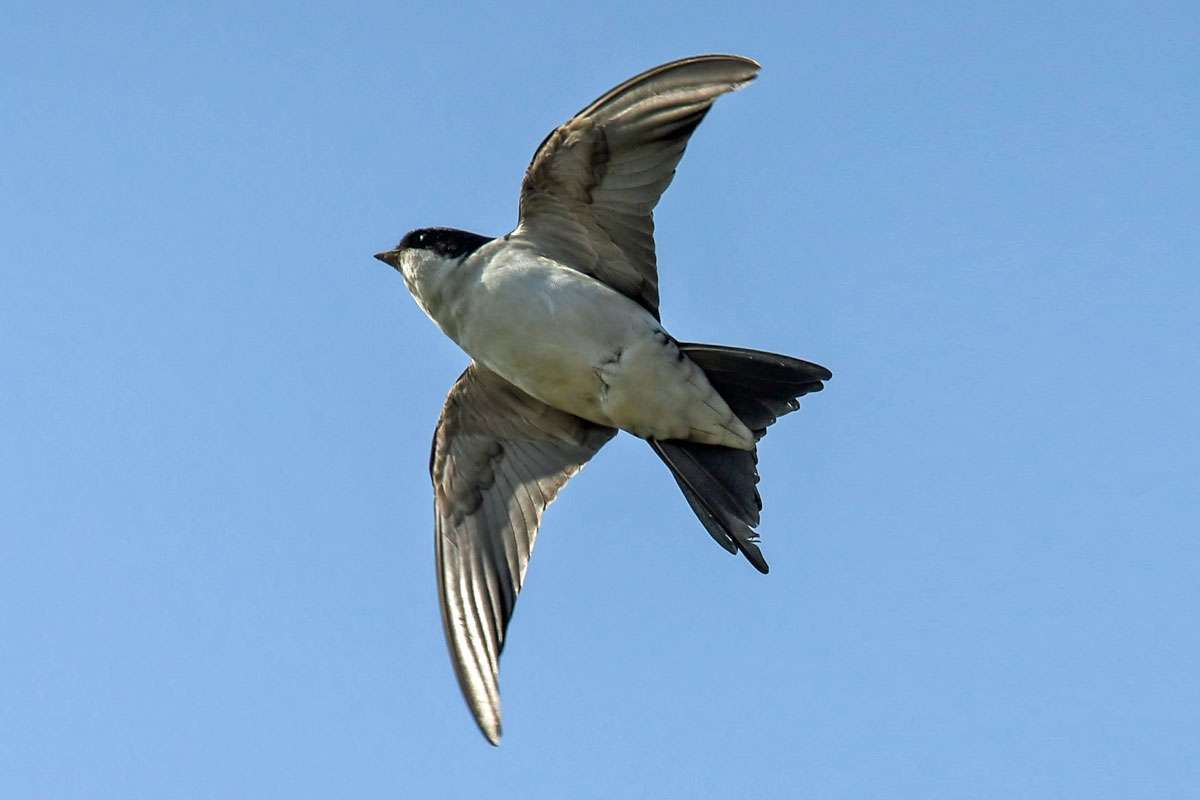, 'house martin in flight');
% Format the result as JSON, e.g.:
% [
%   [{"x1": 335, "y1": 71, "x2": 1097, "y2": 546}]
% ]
[{"x1": 374, "y1": 54, "x2": 831, "y2": 745}]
